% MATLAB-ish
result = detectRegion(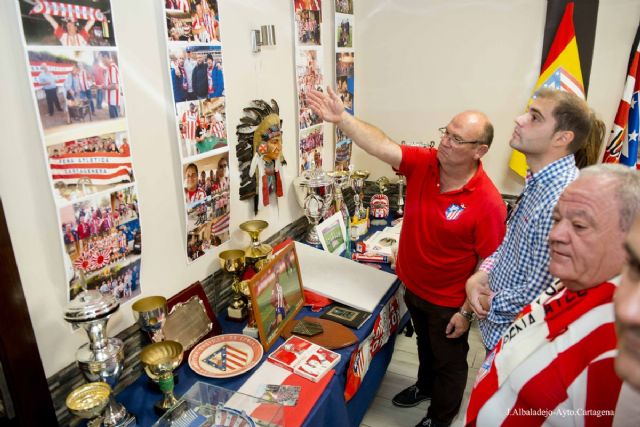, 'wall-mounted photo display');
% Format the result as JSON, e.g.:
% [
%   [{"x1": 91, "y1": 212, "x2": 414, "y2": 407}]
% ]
[
  {"x1": 18, "y1": 0, "x2": 116, "y2": 47},
  {"x1": 335, "y1": 0, "x2": 352, "y2": 14},
  {"x1": 60, "y1": 185, "x2": 141, "y2": 301},
  {"x1": 16, "y1": 0, "x2": 144, "y2": 301},
  {"x1": 336, "y1": 52, "x2": 354, "y2": 114},
  {"x1": 176, "y1": 97, "x2": 227, "y2": 158},
  {"x1": 334, "y1": 127, "x2": 352, "y2": 172},
  {"x1": 46, "y1": 131, "x2": 133, "y2": 202},
  {"x1": 248, "y1": 242, "x2": 305, "y2": 351},
  {"x1": 168, "y1": 45, "x2": 224, "y2": 104},
  {"x1": 28, "y1": 48, "x2": 124, "y2": 135},
  {"x1": 299, "y1": 125, "x2": 324, "y2": 174},
  {"x1": 182, "y1": 153, "x2": 230, "y2": 261},
  {"x1": 165, "y1": 0, "x2": 220, "y2": 43},
  {"x1": 335, "y1": 14, "x2": 353, "y2": 48}
]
